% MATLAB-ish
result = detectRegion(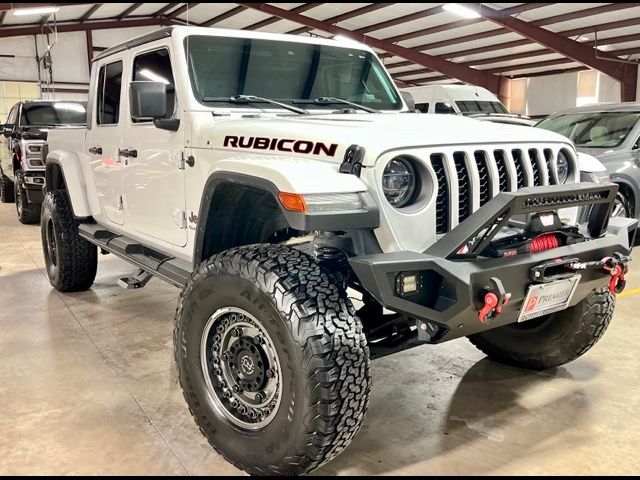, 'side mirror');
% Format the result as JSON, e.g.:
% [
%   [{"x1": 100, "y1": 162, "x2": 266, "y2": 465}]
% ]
[
  {"x1": 2, "y1": 124, "x2": 13, "y2": 138},
  {"x1": 400, "y1": 91, "x2": 415, "y2": 112},
  {"x1": 130, "y1": 81, "x2": 167, "y2": 120}
]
